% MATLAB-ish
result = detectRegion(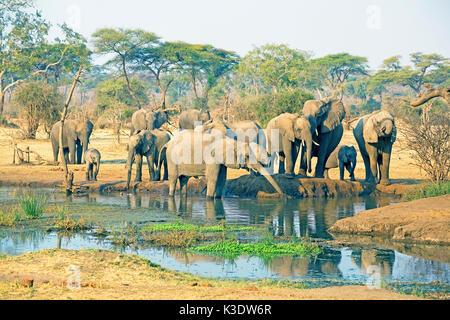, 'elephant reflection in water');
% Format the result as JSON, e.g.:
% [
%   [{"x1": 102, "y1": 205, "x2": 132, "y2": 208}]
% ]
[
  {"x1": 351, "y1": 249, "x2": 395, "y2": 279},
  {"x1": 268, "y1": 249, "x2": 342, "y2": 278},
  {"x1": 166, "y1": 197, "x2": 225, "y2": 221}
]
